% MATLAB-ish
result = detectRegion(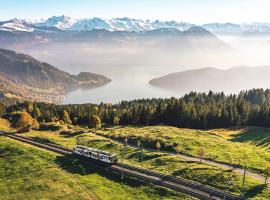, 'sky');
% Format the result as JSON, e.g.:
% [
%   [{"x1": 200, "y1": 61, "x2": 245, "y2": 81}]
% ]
[{"x1": 0, "y1": 0, "x2": 270, "y2": 24}]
